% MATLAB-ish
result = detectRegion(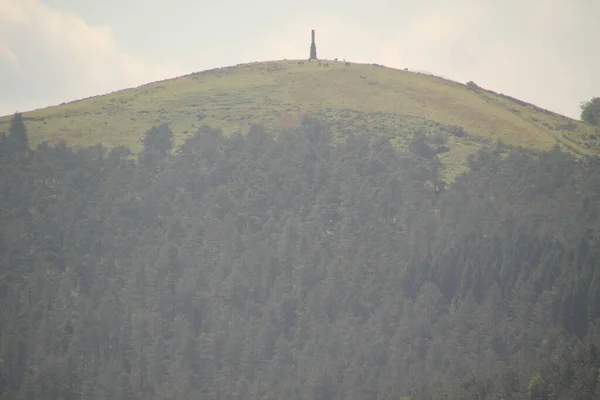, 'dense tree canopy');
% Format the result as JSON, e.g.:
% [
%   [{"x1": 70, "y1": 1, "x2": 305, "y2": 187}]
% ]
[{"x1": 0, "y1": 114, "x2": 599, "y2": 399}]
